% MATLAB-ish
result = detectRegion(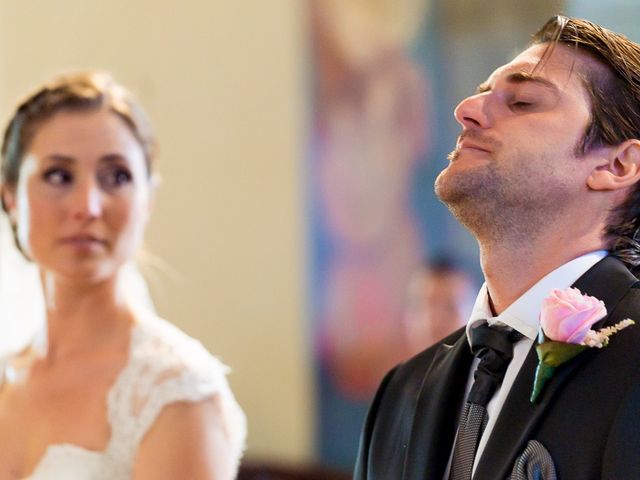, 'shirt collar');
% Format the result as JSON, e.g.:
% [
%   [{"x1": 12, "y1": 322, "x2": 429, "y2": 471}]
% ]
[{"x1": 467, "y1": 250, "x2": 608, "y2": 340}]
